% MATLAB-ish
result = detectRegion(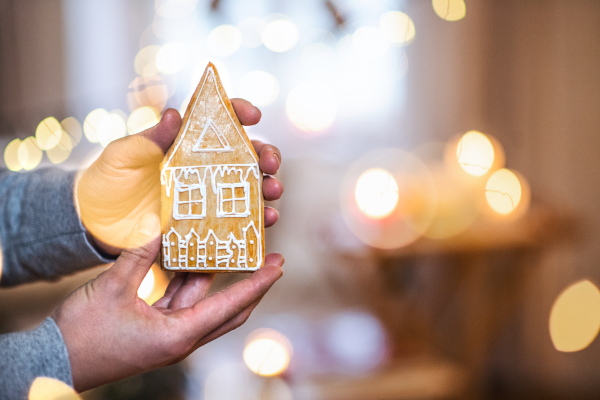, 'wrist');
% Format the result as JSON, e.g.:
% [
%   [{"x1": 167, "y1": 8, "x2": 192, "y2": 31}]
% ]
[{"x1": 84, "y1": 230, "x2": 122, "y2": 258}]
